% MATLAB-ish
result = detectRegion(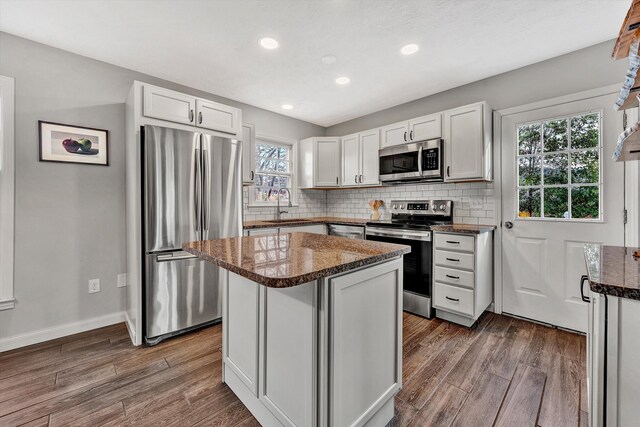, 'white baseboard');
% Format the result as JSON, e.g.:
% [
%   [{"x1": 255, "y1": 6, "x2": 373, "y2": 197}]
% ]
[{"x1": 0, "y1": 311, "x2": 126, "y2": 352}]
